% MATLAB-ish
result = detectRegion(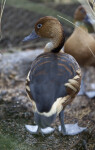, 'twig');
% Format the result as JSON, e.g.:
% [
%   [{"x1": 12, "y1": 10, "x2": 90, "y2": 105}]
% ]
[
  {"x1": 0, "y1": 0, "x2": 6, "y2": 21},
  {"x1": 0, "y1": 0, "x2": 6, "y2": 40},
  {"x1": 57, "y1": 15, "x2": 95, "y2": 58}
]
